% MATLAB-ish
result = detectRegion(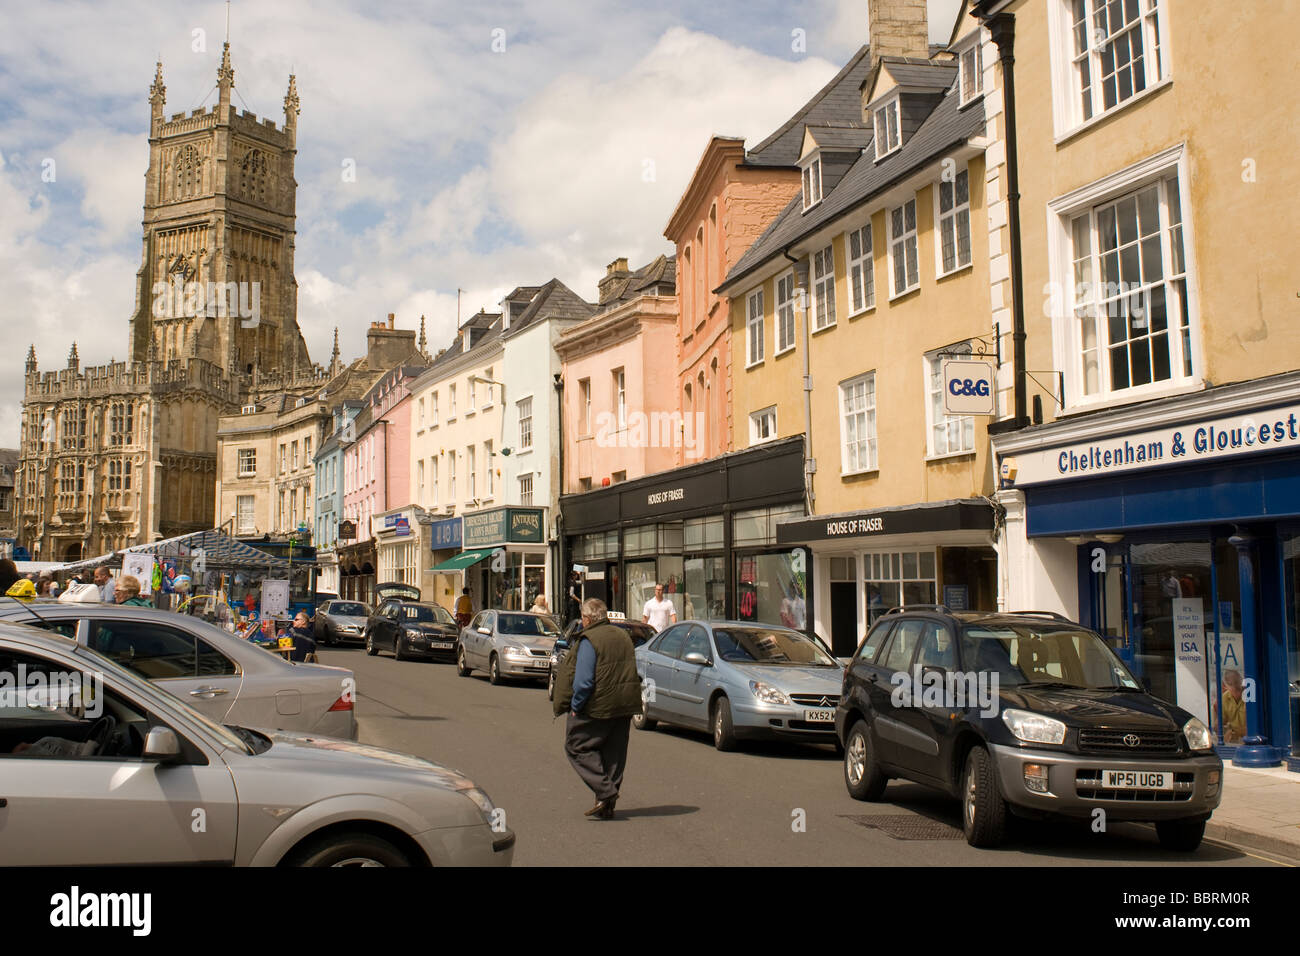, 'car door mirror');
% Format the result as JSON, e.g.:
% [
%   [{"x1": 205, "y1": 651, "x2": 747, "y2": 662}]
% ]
[
  {"x1": 142, "y1": 726, "x2": 182, "y2": 762},
  {"x1": 682, "y1": 651, "x2": 711, "y2": 666},
  {"x1": 555, "y1": 637, "x2": 569, "y2": 650},
  {"x1": 477, "y1": 626, "x2": 492, "y2": 635}
]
